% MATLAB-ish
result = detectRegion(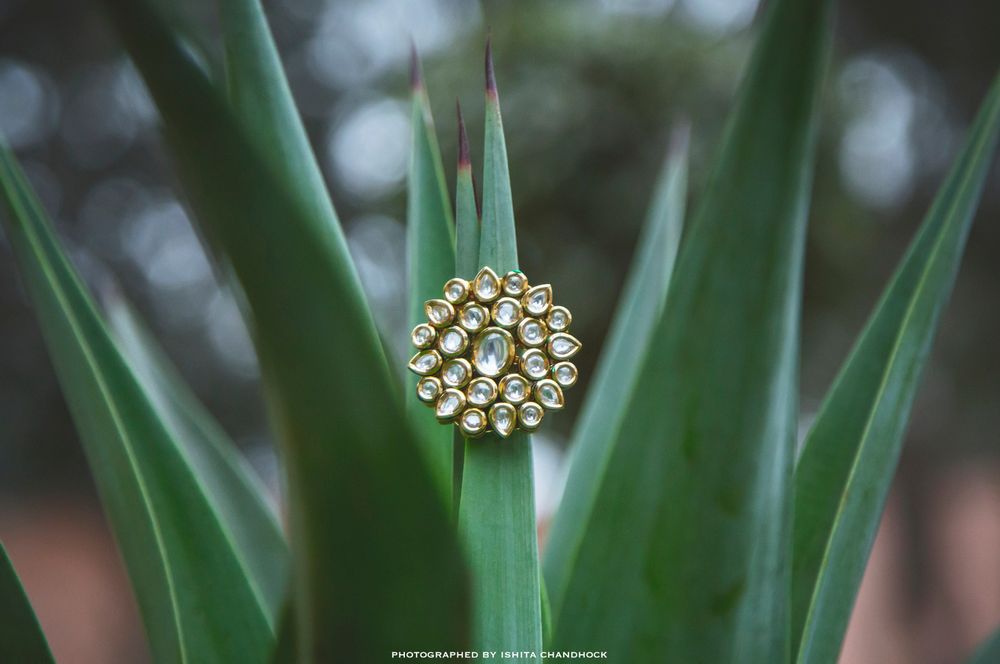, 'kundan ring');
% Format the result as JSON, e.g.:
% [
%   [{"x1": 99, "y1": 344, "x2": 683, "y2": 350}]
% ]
[{"x1": 408, "y1": 266, "x2": 581, "y2": 438}]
